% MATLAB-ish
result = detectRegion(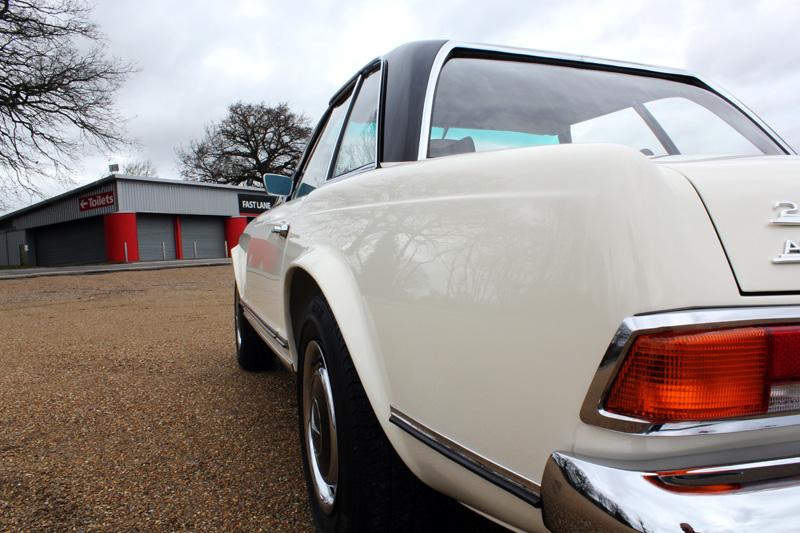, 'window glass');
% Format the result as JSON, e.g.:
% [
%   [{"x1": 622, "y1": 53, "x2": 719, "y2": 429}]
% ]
[
  {"x1": 645, "y1": 97, "x2": 762, "y2": 156},
  {"x1": 332, "y1": 70, "x2": 380, "y2": 177},
  {"x1": 430, "y1": 127, "x2": 557, "y2": 152},
  {"x1": 296, "y1": 93, "x2": 352, "y2": 198},
  {"x1": 571, "y1": 107, "x2": 668, "y2": 156},
  {"x1": 429, "y1": 57, "x2": 783, "y2": 158}
]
